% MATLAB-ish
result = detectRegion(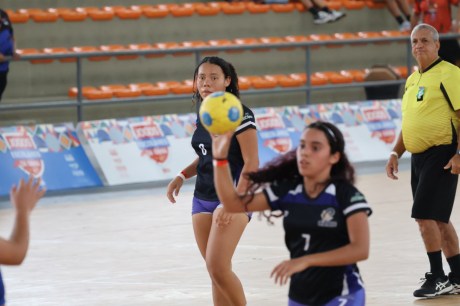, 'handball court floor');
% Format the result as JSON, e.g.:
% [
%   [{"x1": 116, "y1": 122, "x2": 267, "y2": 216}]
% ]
[{"x1": 1, "y1": 163, "x2": 460, "y2": 306}]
